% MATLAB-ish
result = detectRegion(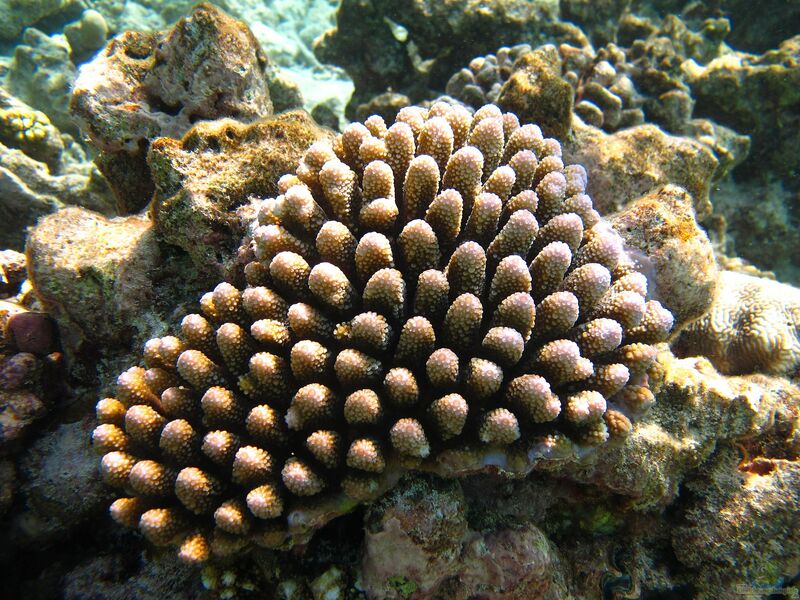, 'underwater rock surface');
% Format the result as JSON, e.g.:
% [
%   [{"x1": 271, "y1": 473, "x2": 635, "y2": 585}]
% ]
[
  {"x1": 71, "y1": 3, "x2": 275, "y2": 212},
  {"x1": 608, "y1": 184, "x2": 718, "y2": 328},
  {"x1": 26, "y1": 208, "x2": 161, "y2": 354}
]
